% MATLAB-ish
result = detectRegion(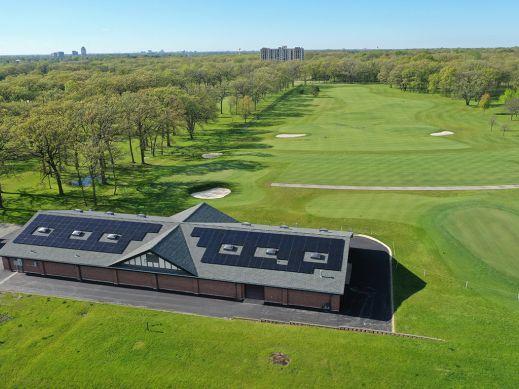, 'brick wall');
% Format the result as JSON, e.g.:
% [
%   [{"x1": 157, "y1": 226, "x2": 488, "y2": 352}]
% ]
[
  {"x1": 116, "y1": 269, "x2": 157, "y2": 289},
  {"x1": 157, "y1": 274, "x2": 198, "y2": 294},
  {"x1": 81, "y1": 266, "x2": 115, "y2": 283},
  {"x1": 2, "y1": 257, "x2": 11, "y2": 271},
  {"x1": 198, "y1": 279, "x2": 239, "y2": 299}
]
